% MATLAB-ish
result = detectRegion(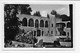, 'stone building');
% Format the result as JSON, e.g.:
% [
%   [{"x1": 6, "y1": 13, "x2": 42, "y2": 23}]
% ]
[{"x1": 17, "y1": 14, "x2": 71, "y2": 43}]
